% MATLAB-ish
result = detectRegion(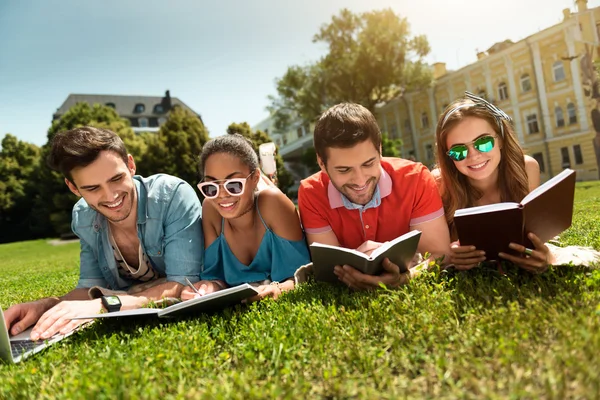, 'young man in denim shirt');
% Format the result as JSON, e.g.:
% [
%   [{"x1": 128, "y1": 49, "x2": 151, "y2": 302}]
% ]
[{"x1": 4, "y1": 126, "x2": 203, "y2": 339}]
